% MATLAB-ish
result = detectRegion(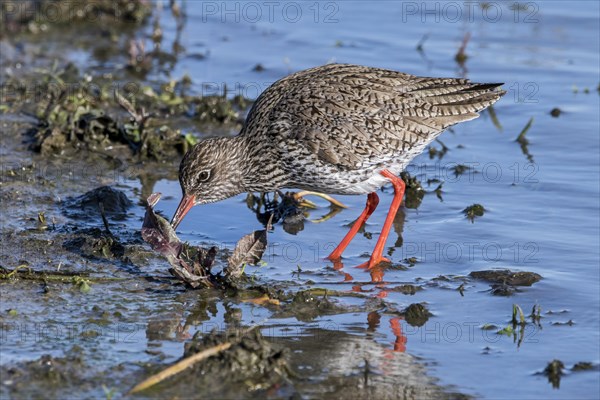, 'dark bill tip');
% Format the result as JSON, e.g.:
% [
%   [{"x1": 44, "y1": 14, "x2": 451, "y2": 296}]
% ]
[{"x1": 170, "y1": 194, "x2": 196, "y2": 229}]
